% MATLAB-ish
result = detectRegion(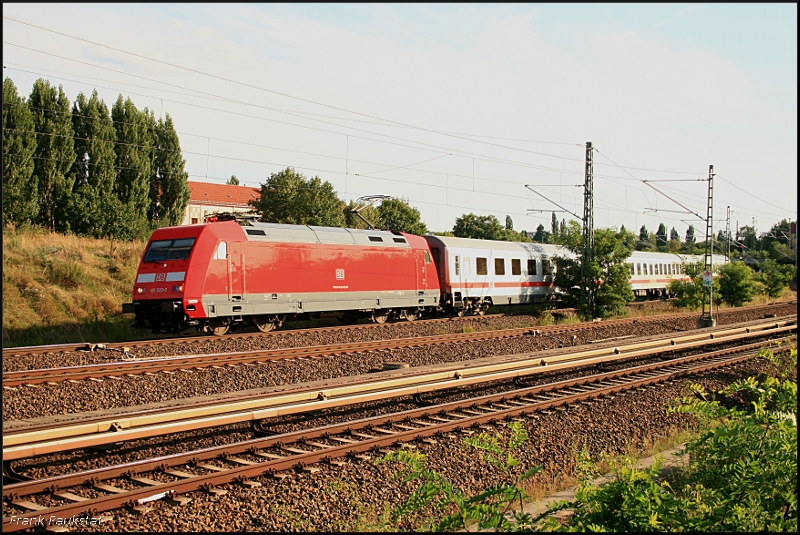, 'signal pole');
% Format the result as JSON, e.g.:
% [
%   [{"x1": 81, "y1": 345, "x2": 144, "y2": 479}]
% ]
[
  {"x1": 699, "y1": 165, "x2": 716, "y2": 328},
  {"x1": 581, "y1": 142, "x2": 594, "y2": 320}
]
